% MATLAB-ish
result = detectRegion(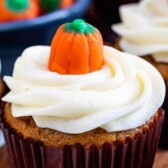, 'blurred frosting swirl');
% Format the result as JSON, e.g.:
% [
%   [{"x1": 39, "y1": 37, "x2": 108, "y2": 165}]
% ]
[
  {"x1": 112, "y1": 0, "x2": 168, "y2": 62},
  {"x1": 2, "y1": 46, "x2": 165, "y2": 133}
]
